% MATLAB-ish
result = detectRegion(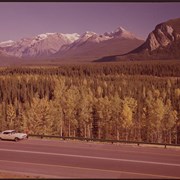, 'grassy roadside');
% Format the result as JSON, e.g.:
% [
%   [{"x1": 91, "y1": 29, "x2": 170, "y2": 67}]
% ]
[
  {"x1": 0, "y1": 171, "x2": 43, "y2": 179},
  {"x1": 28, "y1": 136, "x2": 180, "y2": 150}
]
